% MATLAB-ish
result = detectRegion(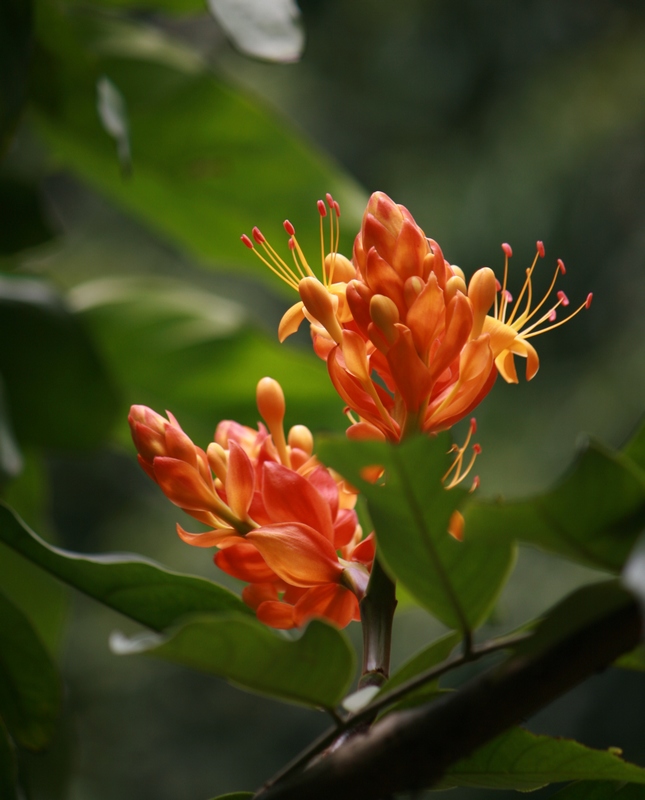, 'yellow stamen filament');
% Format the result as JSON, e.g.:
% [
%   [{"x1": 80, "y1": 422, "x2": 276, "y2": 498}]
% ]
[
  {"x1": 523, "y1": 297, "x2": 590, "y2": 339},
  {"x1": 506, "y1": 249, "x2": 540, "y2": 326},
  {"x1": 510, "y1": 261, "x2": 563, "y2": 330},
  {"x1": 442, "y1": 420, "x2": 481, "y2": 490},
  {"x1": 251, "y1": 244, "x2": 299, "y2": 291}
]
